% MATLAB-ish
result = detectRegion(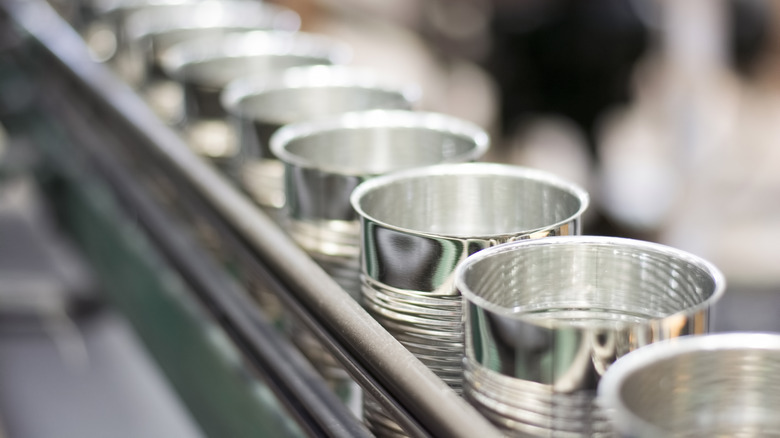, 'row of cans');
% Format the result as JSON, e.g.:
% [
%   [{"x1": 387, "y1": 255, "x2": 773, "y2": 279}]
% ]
[{"x1": 77, "y1": 1, "x2": 779, "y2": 437}]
